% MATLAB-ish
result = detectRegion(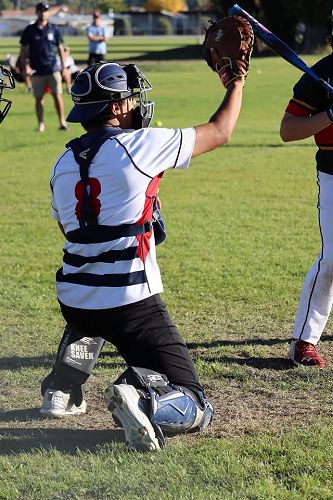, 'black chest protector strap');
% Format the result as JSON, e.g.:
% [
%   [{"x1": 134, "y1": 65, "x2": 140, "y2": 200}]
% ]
[
  {"x1": 66, "y1": 131, "x2": 114, "y2": 230},
  {"x1": 65, "y1": 130, "x2": 152, "y2": 243}
]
